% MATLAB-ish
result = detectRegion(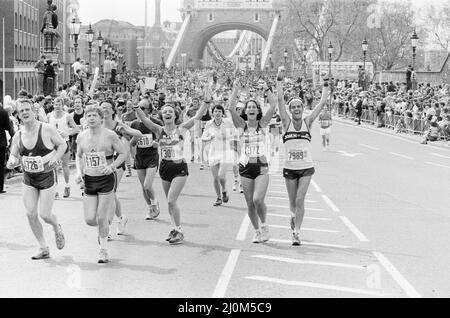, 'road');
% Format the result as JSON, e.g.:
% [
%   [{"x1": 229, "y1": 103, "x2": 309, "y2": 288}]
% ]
[{"x1": 0, "y1": 119, "x2": 449, "y2": 298}]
